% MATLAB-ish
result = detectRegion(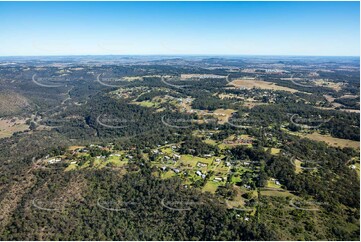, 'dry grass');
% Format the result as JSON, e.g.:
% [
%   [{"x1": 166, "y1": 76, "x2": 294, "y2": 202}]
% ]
[
  {"x1": 314, "y1": 79, "x2": 343, "y2": 91},
  {"x1": 225, "y1": 186, "x2": 247, "y2": 208},
  {"x1": 229, "y1": 78, "x2": 299, "y2": 93},
  {"x1": 340, "y1": 94, "x2": 359, "y2": 99},
  {"x1": 302, "y1": 132, "x2": 359, "y2": 149},
  {"x1": 243, "y1": 101, "x2": 266, "y2": 109},
  {"x1": 0, "y1": 117, "x2": 29, "y2": 139},
  {"x1": 284, "y1": 129, "x2": 359, "y2": 149},
  {"x1": 213, "y1": 109, "x2": 236, "y2": 124},
  {"x1": 67, "y1": 145, "x2": 86, "y2": 151},
  {"x1": 323, "y1": 94, "x2": 335, "y2": 103},
  {"x1": 294, "y1": 159, "x2": 303, "y2": 174},
  {"x1": 180, "y1": 74, "x2": 226, "y2": 80},
  {"x1": 264, "y1": 148, "x2": 281, "y2": 155},
  {"x1": 315, "y1": 106, "x2": 360, "y2": 114}
]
